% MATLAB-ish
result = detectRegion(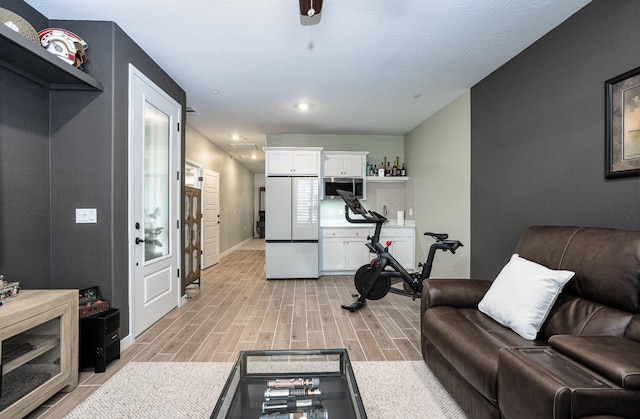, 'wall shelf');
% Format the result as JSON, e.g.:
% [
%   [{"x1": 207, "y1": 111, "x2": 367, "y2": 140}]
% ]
[
  {"x1": 0, "y1": 24, "x2": 103, "y2": 91},
  {"x1": 366, "y1": 176, "x2": 409, "y2": 183}
]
